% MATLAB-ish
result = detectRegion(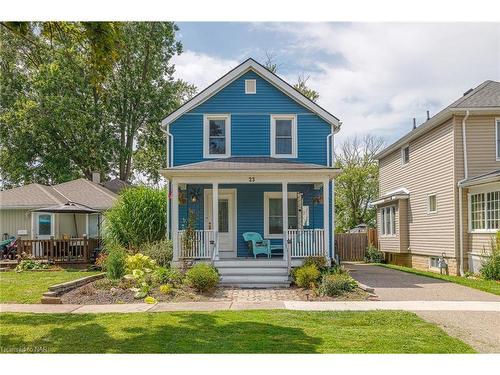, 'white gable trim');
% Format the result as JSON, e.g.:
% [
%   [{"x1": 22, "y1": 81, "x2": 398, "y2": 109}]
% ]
[{"x1": 161, "y1": 58, "x2": 340, "y2": 128}]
